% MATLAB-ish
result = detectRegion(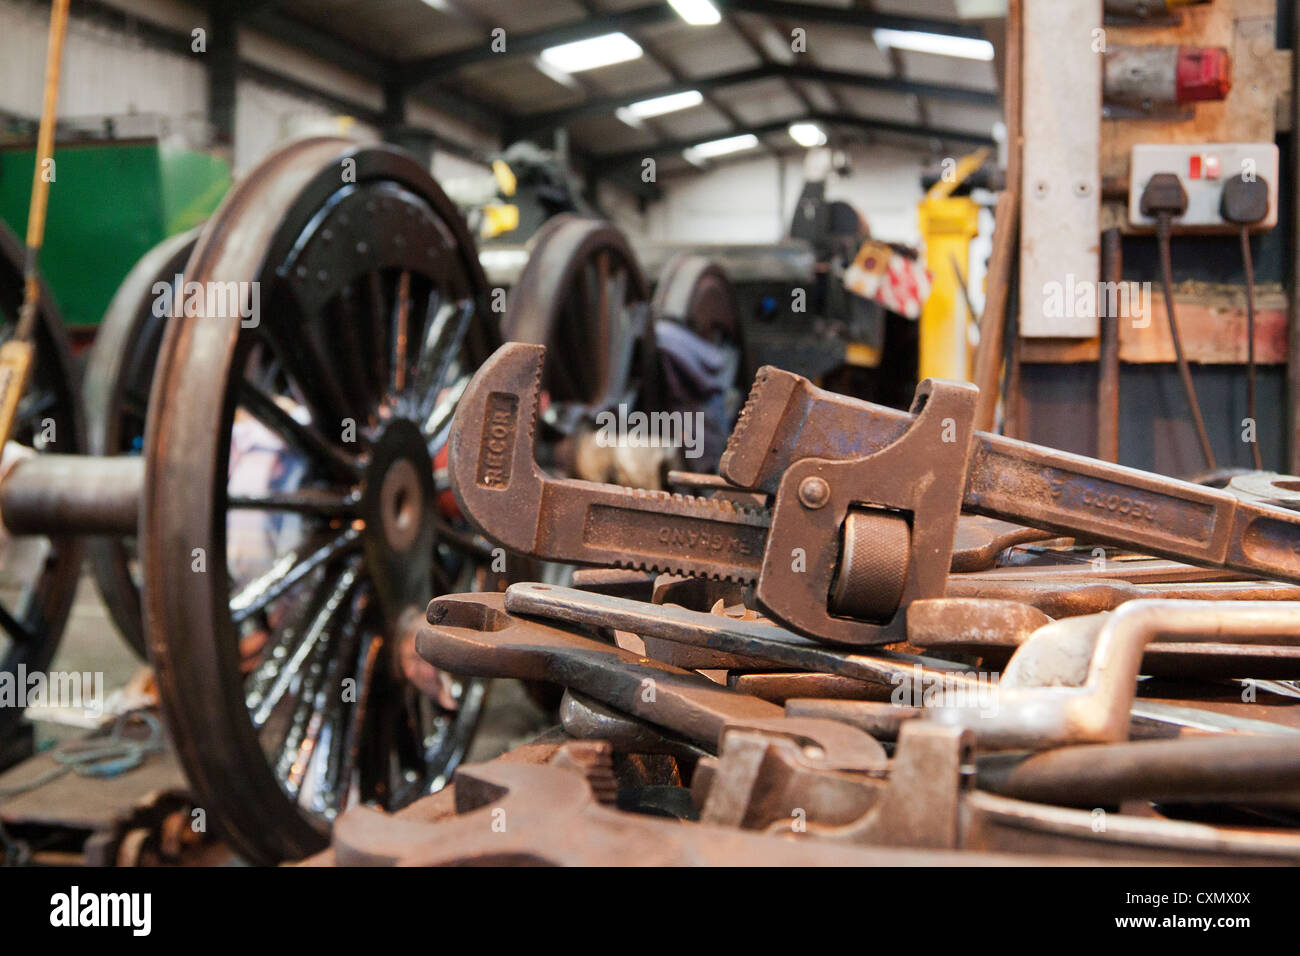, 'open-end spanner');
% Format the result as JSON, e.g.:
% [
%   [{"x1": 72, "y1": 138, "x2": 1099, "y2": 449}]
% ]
[
  {"x1": 502, "y1": 581, "x2": 978, "y2": 689},
  {"x1": 416, "y1": 590, "x2": 887, "y2": 771}
]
